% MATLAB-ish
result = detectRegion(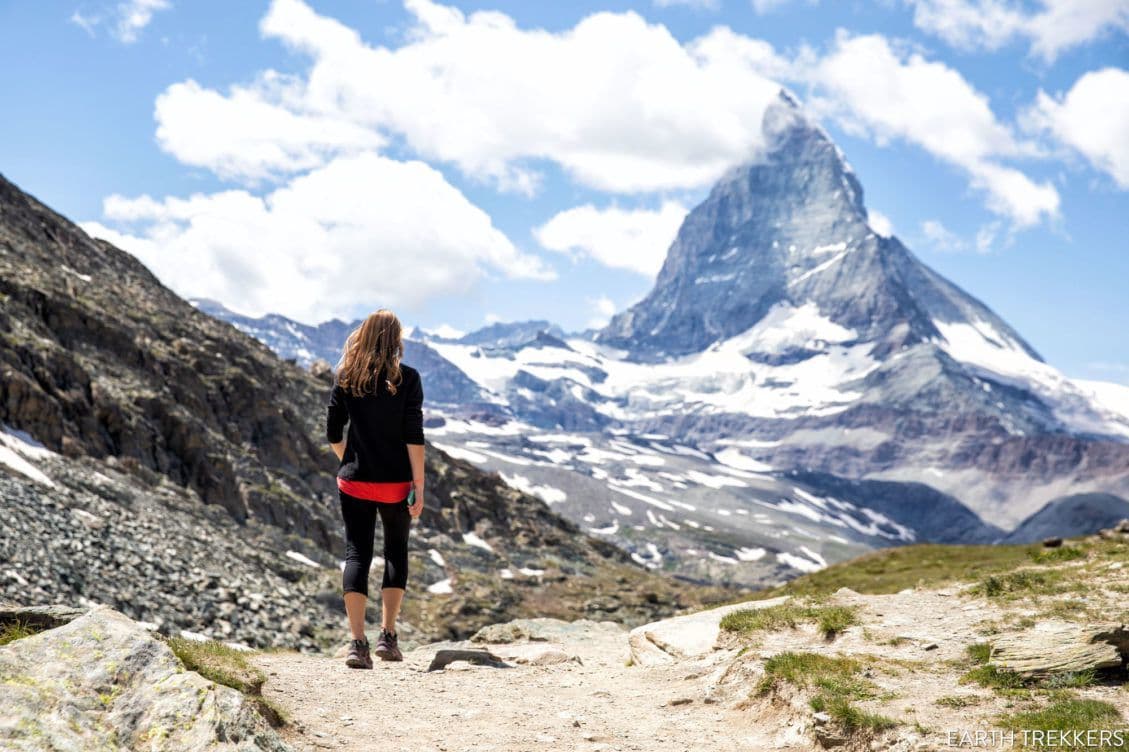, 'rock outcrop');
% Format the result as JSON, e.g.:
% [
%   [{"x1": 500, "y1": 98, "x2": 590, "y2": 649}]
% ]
[{"x1": 0, "y1": 604, "x2": 292, "y2": 751}]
